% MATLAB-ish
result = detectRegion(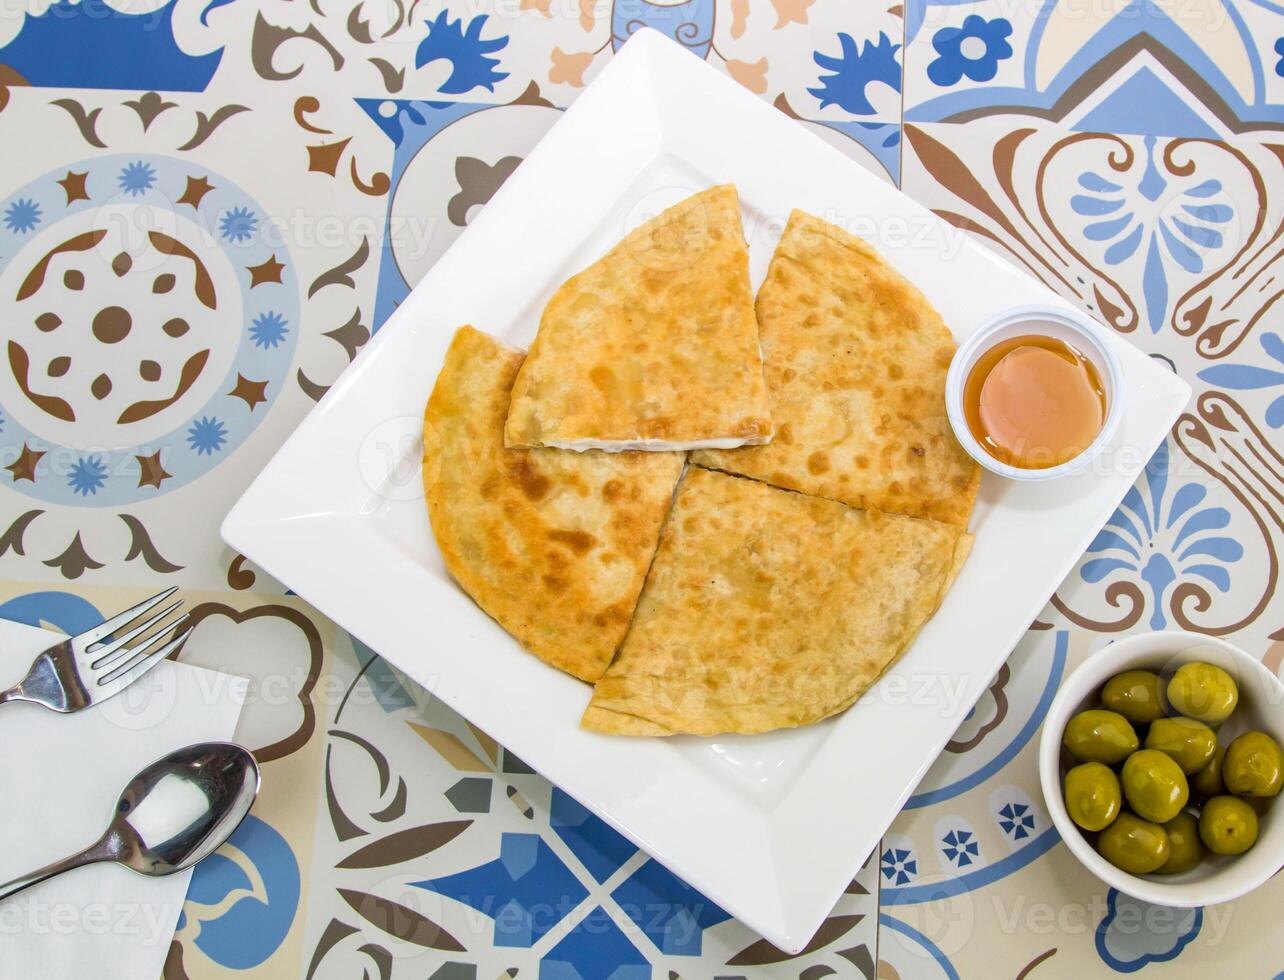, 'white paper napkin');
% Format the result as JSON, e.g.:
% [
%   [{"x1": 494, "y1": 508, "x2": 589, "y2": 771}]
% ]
[{"x1": 0, "y1": 617, "x2": 247, "y2": 979}]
